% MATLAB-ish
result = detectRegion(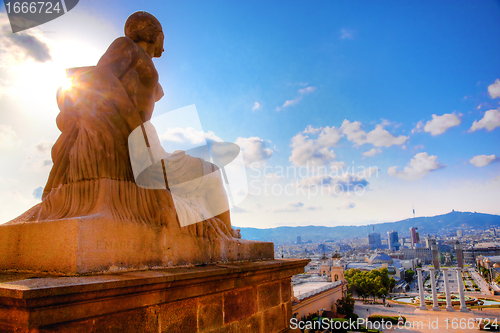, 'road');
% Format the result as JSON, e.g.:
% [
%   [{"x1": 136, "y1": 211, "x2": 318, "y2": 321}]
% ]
[
  {"x1": 354, "y1": 299, "x2": 500, "y2": 332},
  {"x1": 469, "y1": 269, "x2": 491, "y2": 295}
]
